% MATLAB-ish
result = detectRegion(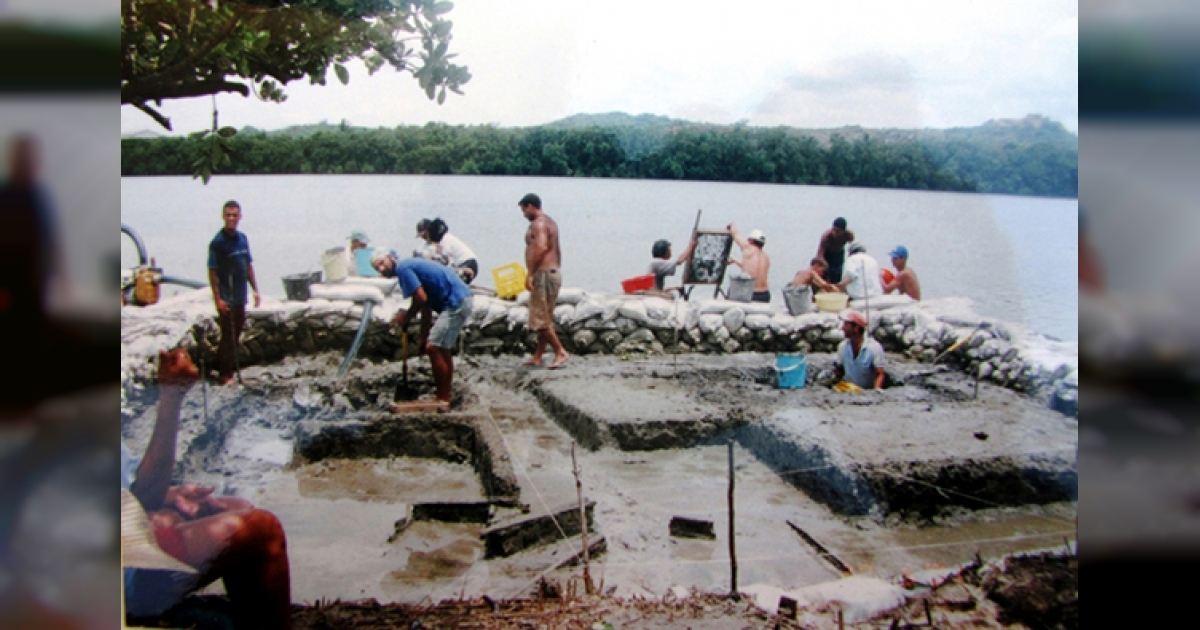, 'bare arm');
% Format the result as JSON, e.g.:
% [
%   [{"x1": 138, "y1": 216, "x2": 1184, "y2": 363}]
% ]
[
  {"x1": 677, "y1": 238, "x2": 697, "y2": 265},
  {"x1": 883, "y1": 276, "x2": 901, "y2": 294},
  {"x1": 727, "y1": 223, "x2": 749, "y2": 250},
  {"x1": 874, "y1": 367, "x2": 886, "y2": 390},
  {"x1": 131, "y1": 351, "x2": 196, "y2": 512},
  {"x1": 247, "y1": 263, "x2": 261, "y2": 307},
  {"x1": 208, "y1": 269, "x2": 227, "y2": 315}
]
